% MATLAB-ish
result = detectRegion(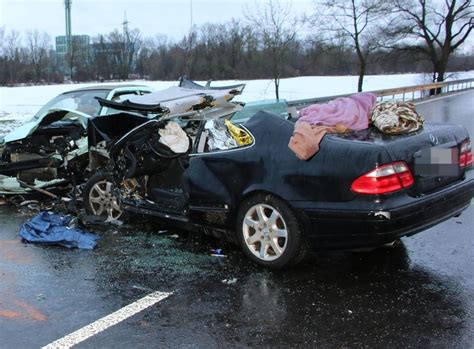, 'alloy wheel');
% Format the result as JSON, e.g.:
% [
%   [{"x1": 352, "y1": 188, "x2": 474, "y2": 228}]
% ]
[
  {"x1": 242, "y1": 203, "x2": 288, "y2": 261},
  {"x1": 88, "y1": 180, "x2": 122, "y2": 220}
]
